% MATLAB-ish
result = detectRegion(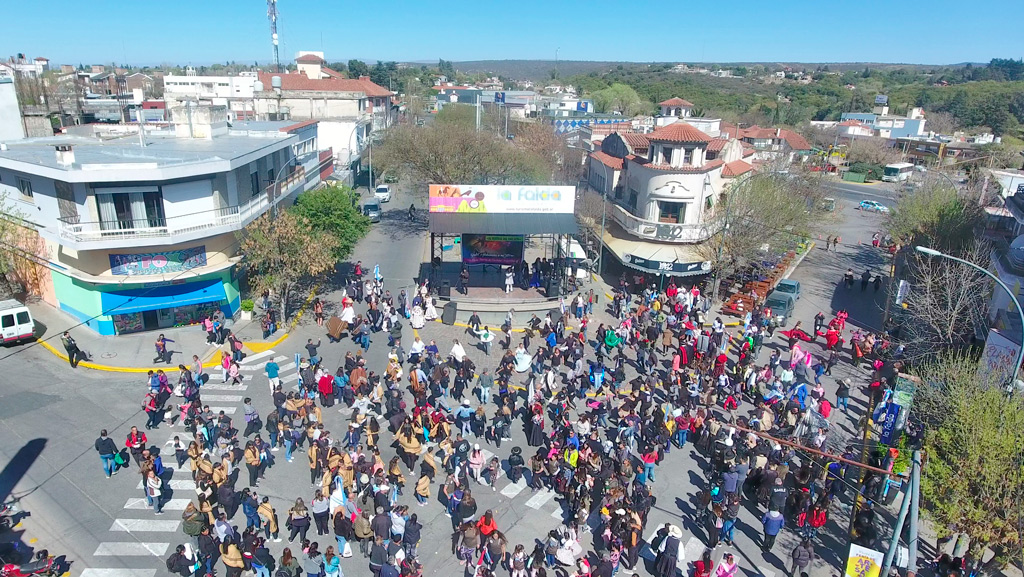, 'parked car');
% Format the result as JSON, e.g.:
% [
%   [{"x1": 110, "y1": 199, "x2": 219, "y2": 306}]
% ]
[
  {"x1": 374, "y1": 185, "x2": 392, "y2": 203},
  {"x1": 774, "y1": 279, "x2": 801, "y2": 300},
  {"x1": 0, "y1": 299, "x2": 35, "y2": 345},
  {"x1": 763, "y1": 290, "x2": 796, "y2": 327},
  {"x1": 858, "y1": 200, "x2": 889, "y2": 213},
  {"x1": 363, "y1": 199, "x2": 381, "y2": 223}
]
